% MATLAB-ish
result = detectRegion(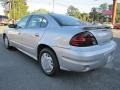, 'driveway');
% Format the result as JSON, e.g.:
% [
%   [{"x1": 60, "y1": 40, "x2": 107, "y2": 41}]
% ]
[{"x1": 0, "y1": 29, "x2": 120, "y2": 90}]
